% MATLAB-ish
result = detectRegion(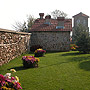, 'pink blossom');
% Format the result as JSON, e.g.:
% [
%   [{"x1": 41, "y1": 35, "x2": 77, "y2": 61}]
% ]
[
  {"x1": 15, "y1": 82, "x2": 22, "y2": 89},
  {"x1": 0, "y1": 74, "x2": 5, "y2": 81},
  {"x1": 0, "y1": 74, "x2": 5, "y2": 86},
  {"x1": 11, "y1": 77, "x2": 15, "y2": 80},
  {"x1": 6, "y1": 79, "x2": 12, "y2": 83}
]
